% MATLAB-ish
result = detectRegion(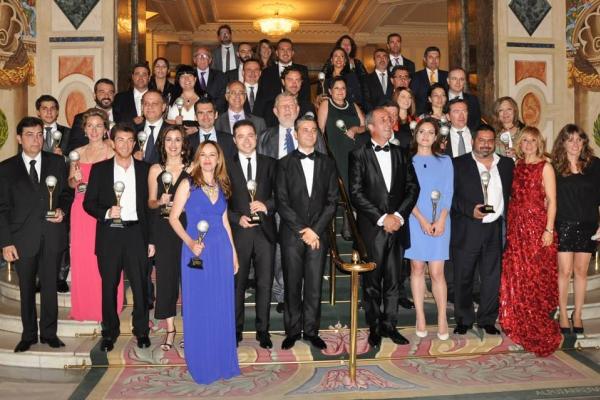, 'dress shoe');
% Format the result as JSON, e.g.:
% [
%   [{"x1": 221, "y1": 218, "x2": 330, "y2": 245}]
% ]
[
  {"x1": 571, "y1": 313, "x2": 584, "y2": 334},
  {"x1": 137, "y1": 335, "x2": 151, "y2": 349},
  {"x1": 368, "y1": 330, "x2": 382, "y2": 348},
  {"x1": 281, "y1": 334, "x2": 300, "y2": 350},
  {"x1": 415, "y1": 324, "x2": 428, "y2": 338},
  {"x1": 437, "y1": 332, "x2": 450, "y2": 341},
  {"x1": 40, "y1": 337, "x2": 65, "y2": 348},
  {"x1": 256, "y1": 331, "x2": 272, "y2": 349},
  {"x1": 56, "y1": 280, "x2": 69, "y2": 293},
  {"x1": 14, "y1": 338, "x2": 37, "y2": 352},
  {"x1": 479, "y1": 324, "x2": 501, "y2": 335},
  {"x1": 381, "y1": 329, "x2": 409, "y2": 345},
  {"x1": 303, "y1": 334, "x2": 327, "y2": 350},
  {"x1": 398, "y1": 298, "x2": 415, "y2": 310},
  {"x1": 100, "y1": 338, "x2": 114, "y2": 352},
  {"x1": 560, "y1": 326, "x2": 572, "y2": 335},
  {"x1": 276, "y1": 302, "x2": 284, "y2": 314},
  {"x1": 453, "y1": 324, "x2": 470, "y2": 335}
]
